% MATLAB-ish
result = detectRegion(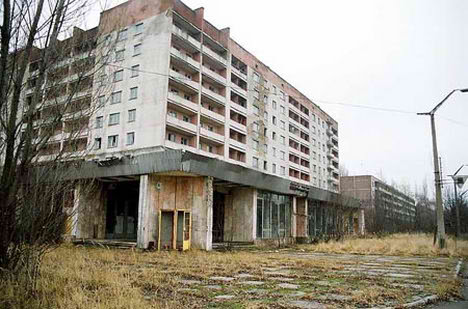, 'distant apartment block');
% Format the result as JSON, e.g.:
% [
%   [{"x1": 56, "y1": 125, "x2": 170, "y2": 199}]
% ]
[
  {"x1": 341, "y1": 176, "x2": 416, "y2": 233},
  {"x1": 20, "y1": 0, "x2": 360, "y2": 250}
]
